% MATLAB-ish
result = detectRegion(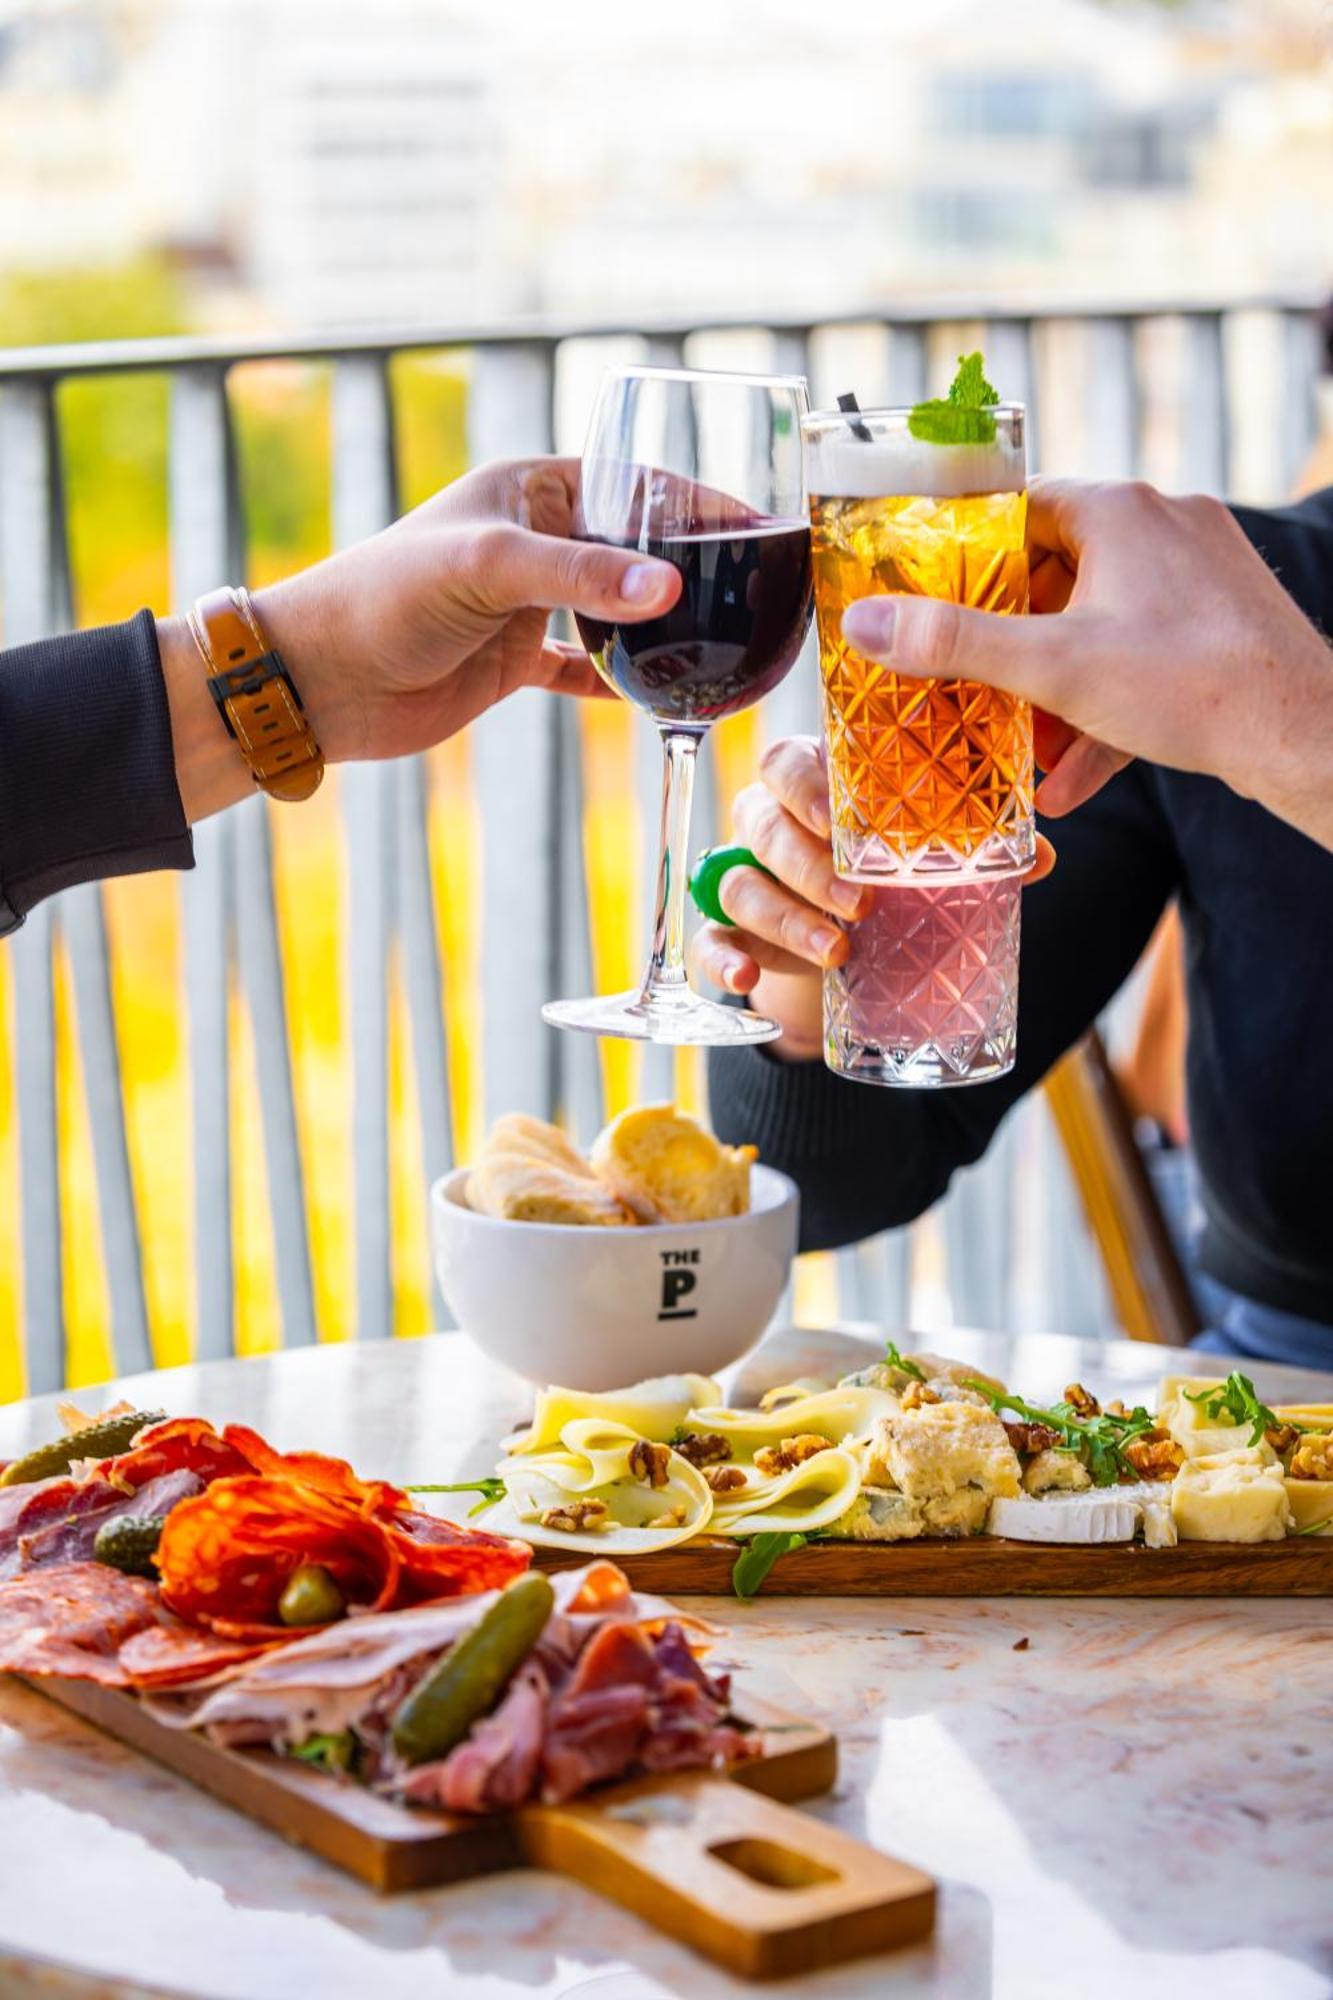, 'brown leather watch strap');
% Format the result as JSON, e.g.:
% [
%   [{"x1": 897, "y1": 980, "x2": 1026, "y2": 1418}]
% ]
[{"x1": 186, "y1": 587, "x2": 324, "y2": 804}]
